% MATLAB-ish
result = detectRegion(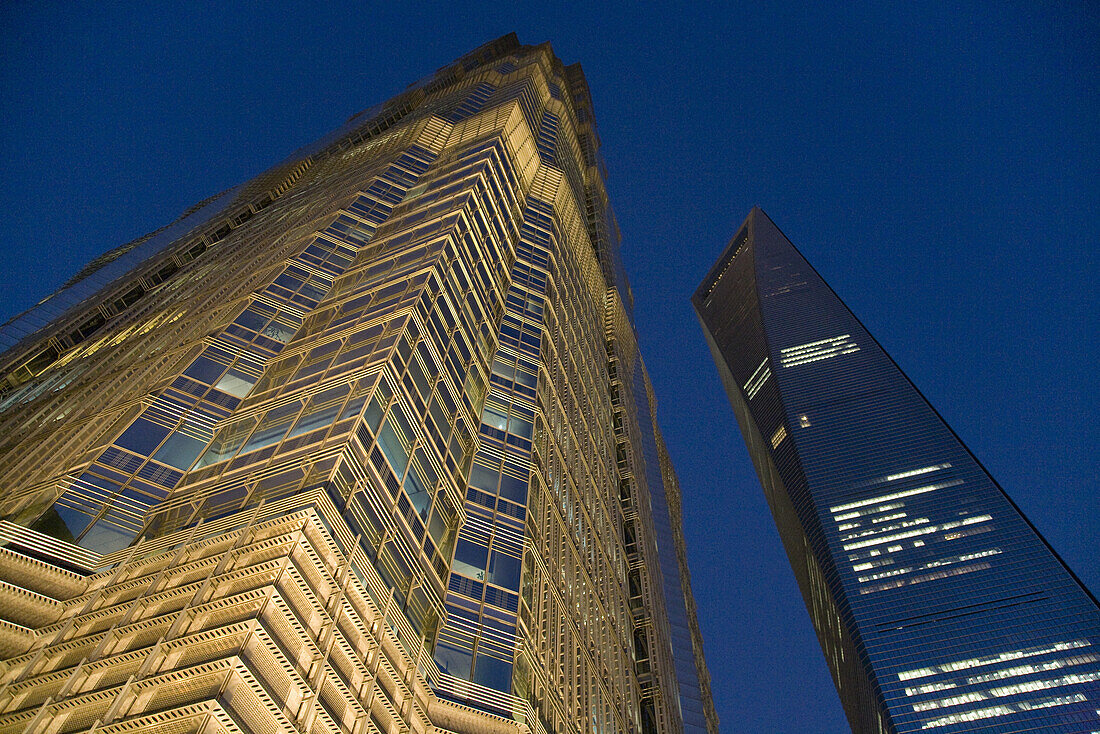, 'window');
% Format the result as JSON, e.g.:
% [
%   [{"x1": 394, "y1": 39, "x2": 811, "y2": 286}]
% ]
[
  {"x1": 779, "y1": 334, "x2": 860, "y2": 368},
  {"x1": 288, "y1": 384, "x2": 349, "y2": 438},
  {"x1": 262, "y1": 321, "x2": 296, "y2": 343},
  {"x1": 152, "y1": 431, "x2": 207, "y2": 470},
  {"x1": 452, "y1": 538, "x2": 487, "y2": 580},
  {"x1": 115, "y1": 418, "x2": 171, "y2": 456},
  {"x1": 435, "y1": 642, "x2": 473, "y2": 678},
  {"x1": 508, "y1": 415, "x2": 533, "y2": 439},
  {"x1": 473, "y1": 655, "x2": 512, "y2": 692},
  {"x1": 233, "y1": 307, "x2": 268, "y2": 332},
  {"x1": 498, "y1": 473, "x2": 527, "y2": 503},
  {"x1": 488, "y1": 550, "x2": 521, "y2": 587},
  {"x1": 213, "y1": 369, "x2": 256, "y2": 399},
  {"x1": 470, "y1": 463, "x2": 499, "y2": 493},
  {"x1": 78, "y1": 517, "x2": 135, "y2": 554},
  {"x1": 378, "y1": 419, "x2": 410, "y2": 476},
  {"x1": 238, "y1": 401, "x2": 302, "y2": 455},
  {"x1": 404, "y1": 466, "x2": 432, "y2": 519},
  {"x1": 770, "y1": 424, "x2": 788, "y2": 449},
  {"x1": 182, "y1": 354, "x2": 227, "y2": 385},
  {"x1": 287, "y1": 402, "x2": 340, "y2": 438},
  {"x1": 195, "y1": 416, "x2": 258, "y2": 468},
  {"x1": 33, "y1": 504, "x2": 94, "y2": 543},
  {"x1": 483, "y1": 405, "x2": 509, "y2": 432}
]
